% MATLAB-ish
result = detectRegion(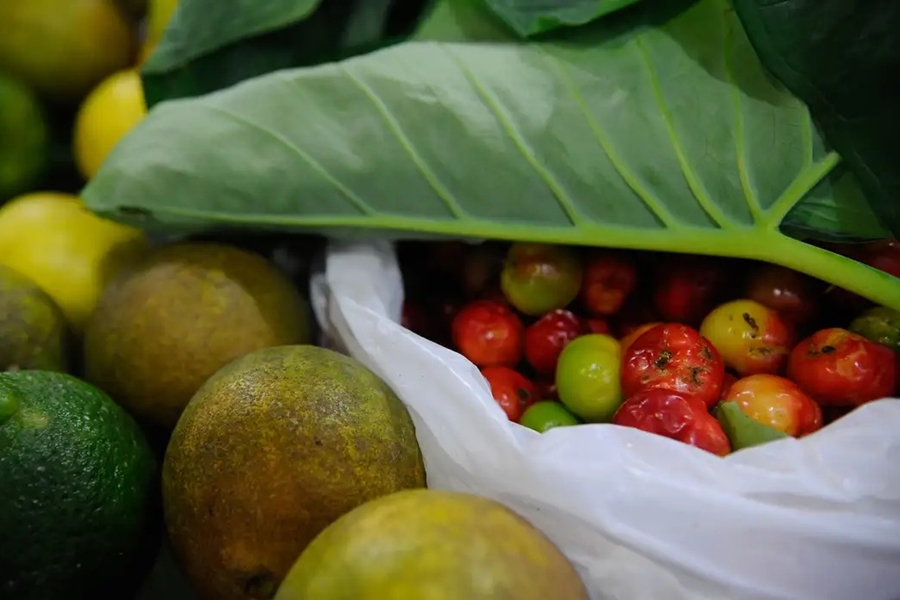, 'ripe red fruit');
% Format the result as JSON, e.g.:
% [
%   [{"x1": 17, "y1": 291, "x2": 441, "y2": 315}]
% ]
[
  {"x1": 862, "y1": 240, "x2": 900, "y2": 279},
  {"x1": 481, "y1": 367, "x2": 538, "y2": 422},
  {"x1": 621, "y1": 323, "x2": 725, "y2": 408},
  {"x1": 653, "y1": 256, "x2": 730, "y2": 325},
  {"x1": 744, "y1": 263, "x2": 821, "y2": 325},
  {"x1": 580, "y1": 252, "x2": 637, "y2": 316},
  {"x1": 724, "y1": 374, "x2": 823, "y2": 437},
  {"x1": 451, "y1": 300, "x2": 524, "y2": 368},
  {"x1": 787, "y1": 328, "x2": 898, "y2": 407},
  {"x1": 523, "y1": 309, "x2": 585, "y2": 375},
  {"x1": 613, "y1": 389, "x2": 731, "y2": 456}
]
